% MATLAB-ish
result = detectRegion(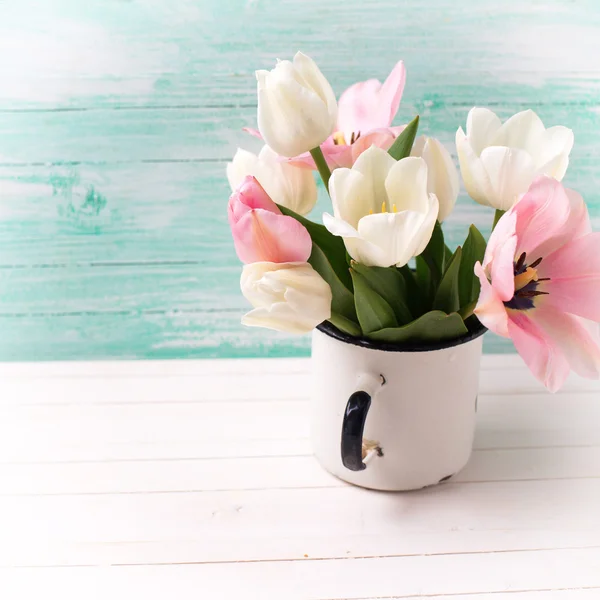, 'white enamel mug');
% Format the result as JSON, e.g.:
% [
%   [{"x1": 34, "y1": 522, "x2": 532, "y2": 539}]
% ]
[{"x1": 310, "y1": 322, "x2": 486, "y2": 491}]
